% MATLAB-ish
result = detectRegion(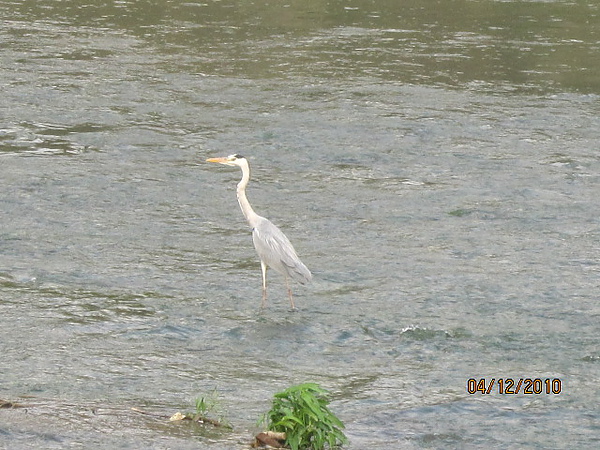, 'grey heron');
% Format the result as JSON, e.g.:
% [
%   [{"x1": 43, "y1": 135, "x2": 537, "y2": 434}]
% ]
[{"x1": 206, "y1": 154, "x2": 312, "y2": 309}]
